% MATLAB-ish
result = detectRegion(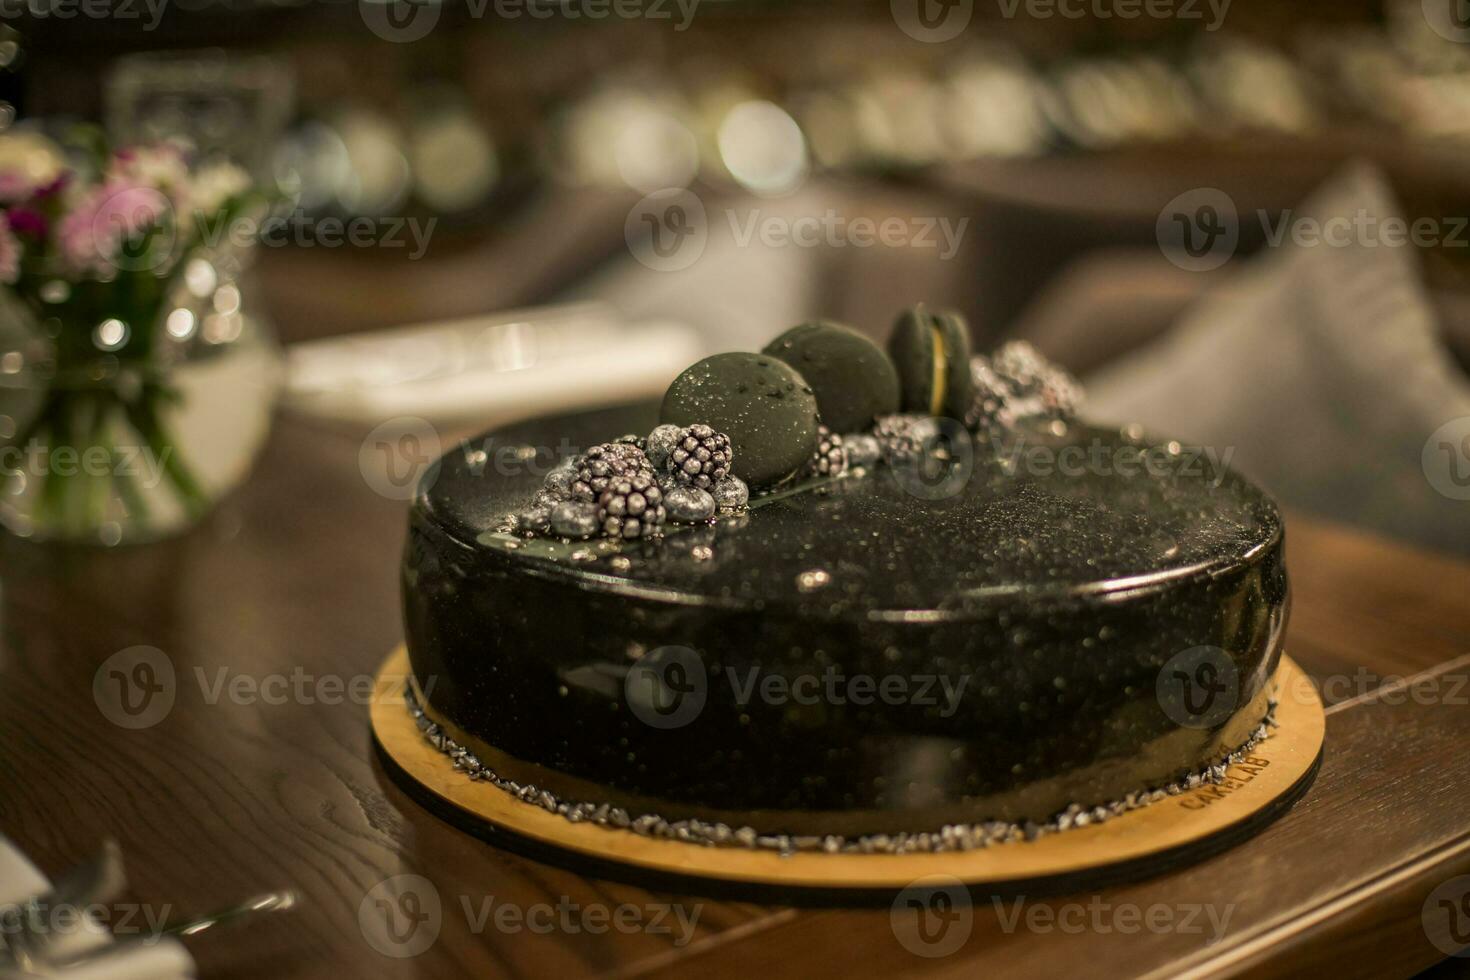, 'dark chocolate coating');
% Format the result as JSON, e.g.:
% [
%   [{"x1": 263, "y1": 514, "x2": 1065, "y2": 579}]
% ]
[
  {"x1": 403, "y1": 401, "x2": 1289, "y2": 835},
  {"x1": 888, "y1": 306, "x2": 974, "y2": 419},
  {"x1": 762, "y1": 321, "x2": 901, "y2": 433},
  {"x1": 660, "y1": 353, "x2": 820, "y2": 488}
]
